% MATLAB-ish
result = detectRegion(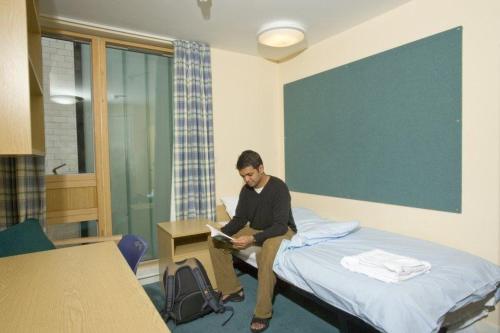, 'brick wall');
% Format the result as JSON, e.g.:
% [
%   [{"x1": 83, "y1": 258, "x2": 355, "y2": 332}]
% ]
[
  {"x1": 42, "y1": 37, "x2": 79, "y2": 175},
  {"x1": 41, "y1": 37, "x2": 80, "y2": 240}
]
